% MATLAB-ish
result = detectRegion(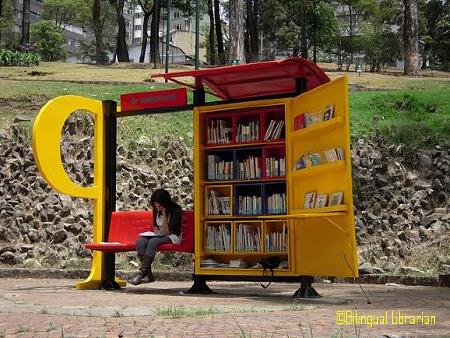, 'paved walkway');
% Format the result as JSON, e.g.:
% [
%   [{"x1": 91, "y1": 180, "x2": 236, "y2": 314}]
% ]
[{"x1": 0, "y1": 278, "x2": 448, "y2": 337}]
